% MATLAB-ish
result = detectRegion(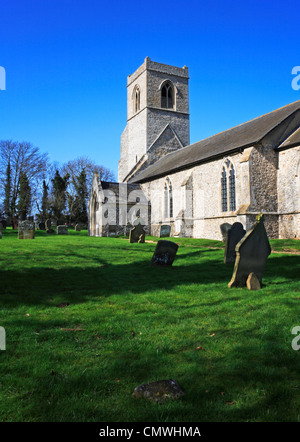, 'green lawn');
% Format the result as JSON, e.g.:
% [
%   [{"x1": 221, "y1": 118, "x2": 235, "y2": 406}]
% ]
[{"x1": 0, "y1": 230, "x2": 299, "y2": 422}]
